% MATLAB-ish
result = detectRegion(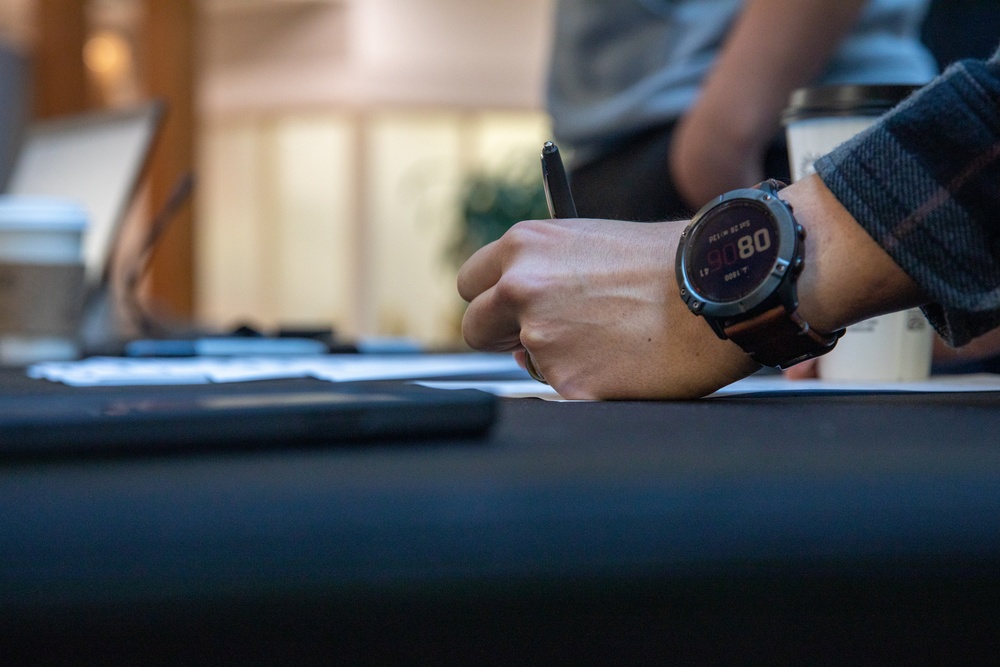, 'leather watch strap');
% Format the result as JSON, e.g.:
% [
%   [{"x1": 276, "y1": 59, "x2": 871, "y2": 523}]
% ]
[{"x1": 723, "y1": 303, "x2": 843, "y2": 369}]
